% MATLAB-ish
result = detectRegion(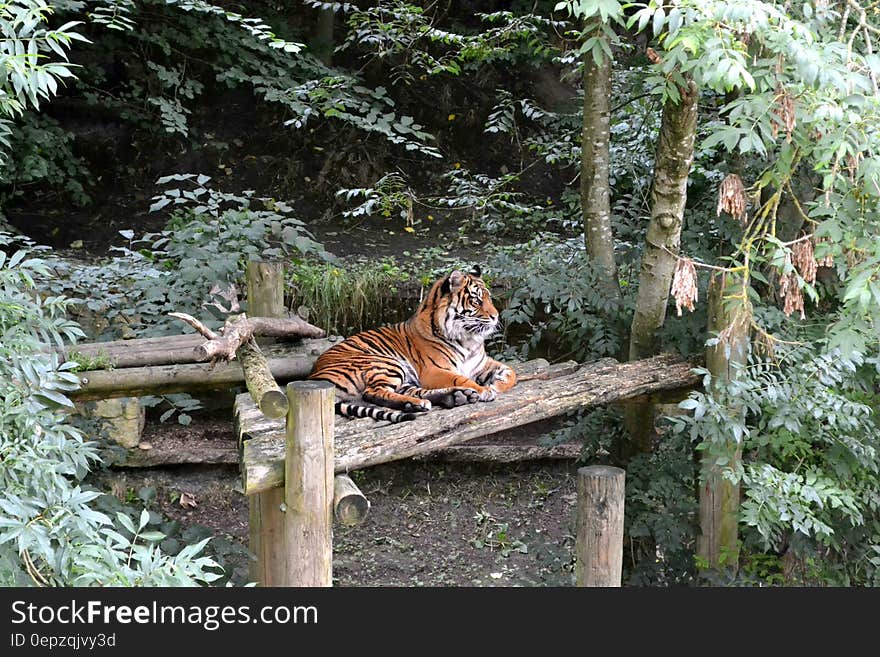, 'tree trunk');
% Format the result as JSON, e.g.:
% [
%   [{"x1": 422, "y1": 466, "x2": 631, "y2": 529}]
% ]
[
  {"x1": 629, "y1": 80, "x2": 699, "y2": 360},
  {"x1": 581, "y1": 50, "x2": 619, "y2": 299},
  {"x1": 697, "y1": 271, "x2": 750, "y2": 572},
  {"x1": 625, "y1": 79, "x2": 698, "y2": 454},
  {"x1": 311, "y1": 7, "x2": 335, "y2": 65}
]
